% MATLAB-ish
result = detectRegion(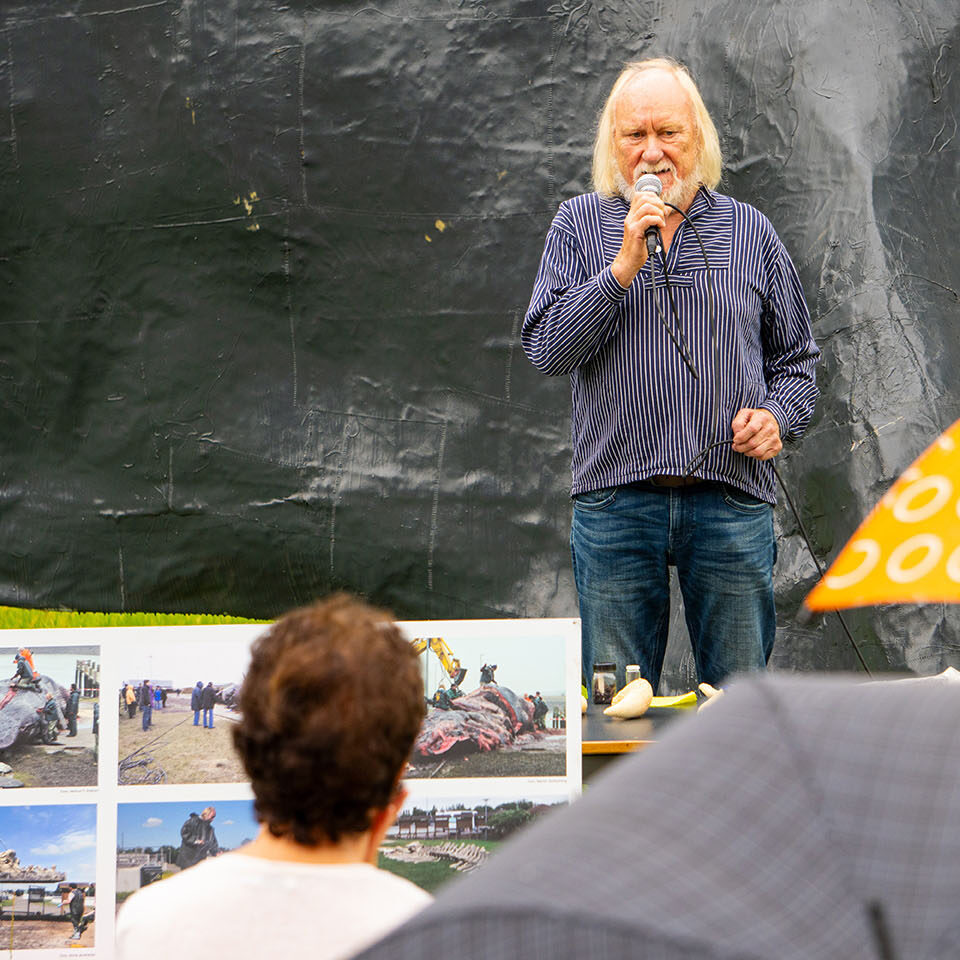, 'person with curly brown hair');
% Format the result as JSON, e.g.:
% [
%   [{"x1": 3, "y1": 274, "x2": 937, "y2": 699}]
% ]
[{"x1": 115, "y1": 593, "x2": 432, "y2": 960}]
